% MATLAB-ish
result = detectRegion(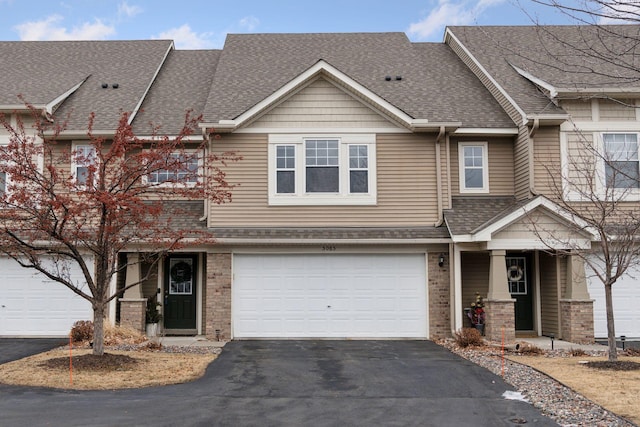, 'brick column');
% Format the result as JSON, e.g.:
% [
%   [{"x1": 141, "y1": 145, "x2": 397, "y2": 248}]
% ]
[
  {"x1": 205, "y1": 253, "x2": 232, "y2": 341},
  {"x1": 485, "y1": 250, "x2": 516, "y2": 343},
  {"x1": 119, "y1": 253, "x2": 146, "y2": 333},
  {"x1": 120, "y1": 299, "x2": 146, "y2": 332},
  {"x1": 560, "y1": 255, "x2": 594, "y2": 343},
  {"x1": 428, "y1": 252, "x2": 451, "y2": 339},
  {"x1": 560, "y1": 300, "x2": 594, "y2": 344},
  {"x1": 484, "y1": 300, "x2": 516, "y2": 343}
]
